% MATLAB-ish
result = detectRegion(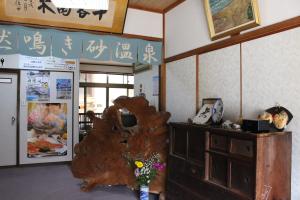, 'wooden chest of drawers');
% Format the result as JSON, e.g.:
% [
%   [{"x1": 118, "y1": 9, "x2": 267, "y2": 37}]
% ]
[{"x1": 166, "y1": 123, "x2": 291, "y2": 200}]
